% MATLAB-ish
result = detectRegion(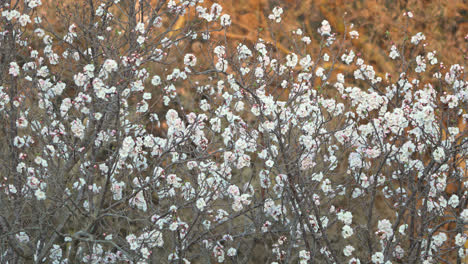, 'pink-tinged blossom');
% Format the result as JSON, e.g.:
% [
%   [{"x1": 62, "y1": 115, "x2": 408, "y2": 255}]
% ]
[
  {"x1": 343, "y1": 245, "x2": 355, "y2": 257},
  {"x1": 71, "y1": 119, "x2": 85, "y2": 139},
  {"x1": 129, "y1": 191, "x2": 147, "y2": 211},
  {"x1": 318, "y1": 20, "x2": 332, "y2": 36},
  {"x1": 299, "y1": 250, "x2": 310, "y2": 263},
  {"x1": 16, "y1": 115, "x2": 28, "y2": 128},
  {"x1": 27, "y1": 176, "x2": 40, "y2": 190},
  {"x1": 227, "y1": 185, "x2": 240, "y2": 197},
  {"x1": 184, "y1": 53, "x2": 197, "y2": 67},
  {"x1": 376, "y1": 219, "x2": 393, "y2": 240},
  {"x1": 9, "y1": 62, "x2": 20, "y2": 77},
  {"x1": 411, "y1": 32, "x2": 426, "y2": 45},
  {"x1": 349, "y1": 30, "x2": 359, "y2": 39},
  {"x1": 111, "y1": 182, "x2": 125, "y2": 200},
  {"x1": 404, "y1": 11, "x2": 414, "y2": 18},
  {"x1": 102, "y1": 59, "x2": 118, "y2": 73}
]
